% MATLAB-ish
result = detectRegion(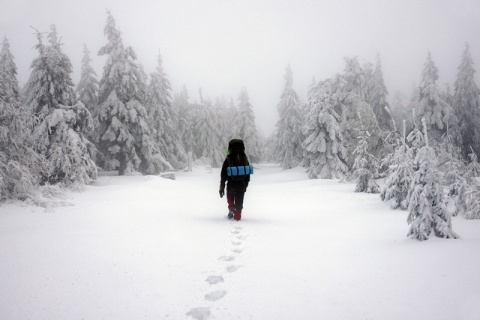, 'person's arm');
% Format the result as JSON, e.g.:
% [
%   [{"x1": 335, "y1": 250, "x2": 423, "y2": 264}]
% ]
[{"x1": 219, "y1": 159, "x2": 228, "y2": 197}]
